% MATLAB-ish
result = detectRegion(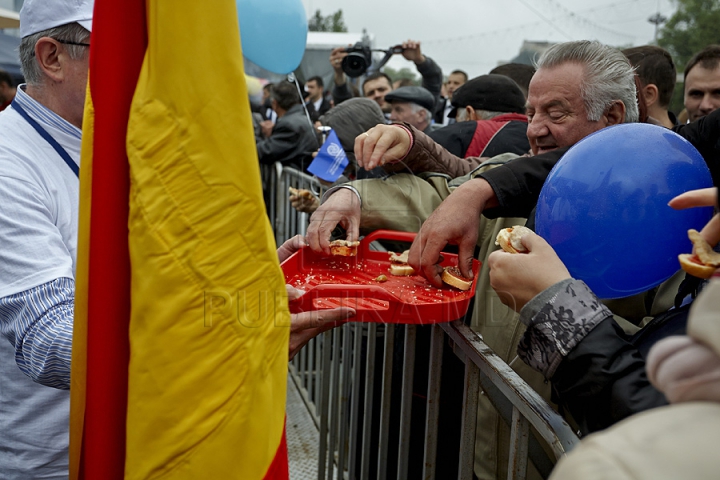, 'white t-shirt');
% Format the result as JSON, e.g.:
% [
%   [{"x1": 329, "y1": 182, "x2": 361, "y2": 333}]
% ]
[
  {"x1": 0, "y1": 86, "x2": 79, "y2": 479},
  {"x1": 0, "y1": 87, "x2": 79, "y2": 298},
  {"x1": 312, "y1": 97, "x2": 323, "y2": 112}
]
